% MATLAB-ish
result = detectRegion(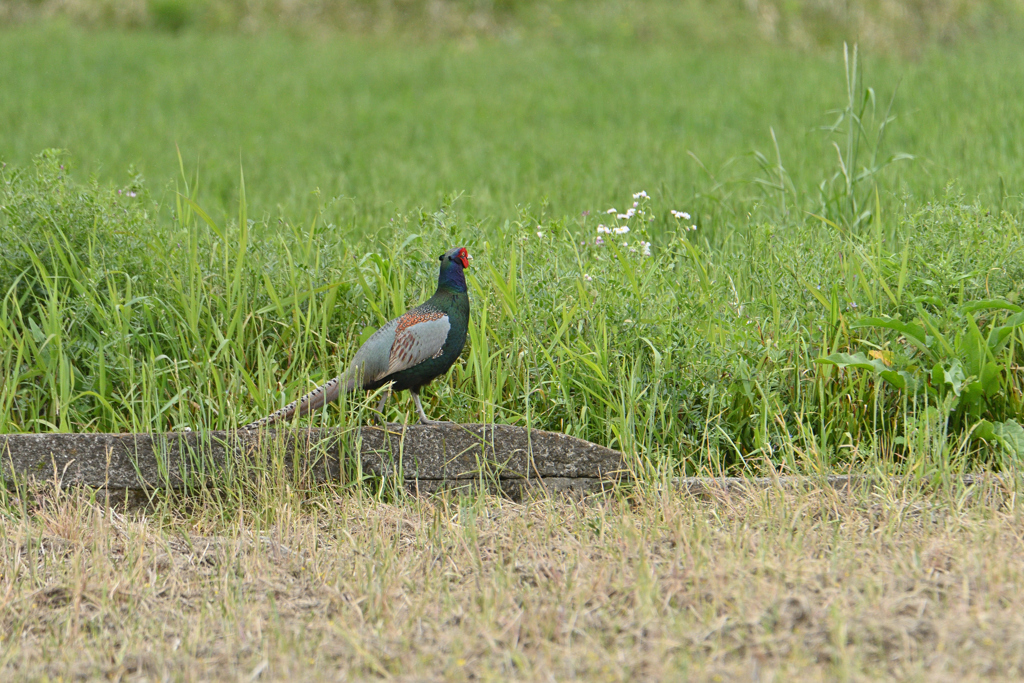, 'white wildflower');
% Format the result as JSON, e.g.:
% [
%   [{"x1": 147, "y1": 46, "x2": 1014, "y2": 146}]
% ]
[
  {"x1": 537, "y1": 231, "x2": 544, "y2": 238},
  {"x1": 632, "y1": 201, "x2": 639, "y2": 208},
  {"x1": 633, "y1": 191, "x2": 648, "y2": 199},
  {"x1": 639, "y1": 240, "x2": 652, "y2": 256},
  {"x1": 583, "y1": 273, "x2": 593, "y2": 282},
  {"x1": 670, "y1": 210, "x2": 691, "y2": 220},
  {"x1": 595, "y1": 235, "x2": 604, "y2": 246},
  {"x1": 606, "y1": 208, "x2": 617, "y2": 214},
  {"x1": 597, "y1": 224, "x2": 611, "y2": 234},
  {"x1": 613, "y1": 226, "x2": 630, "y2": 235},
  {"x1": 690, "y1": 224, "x2": 697, "y2": 231}
]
